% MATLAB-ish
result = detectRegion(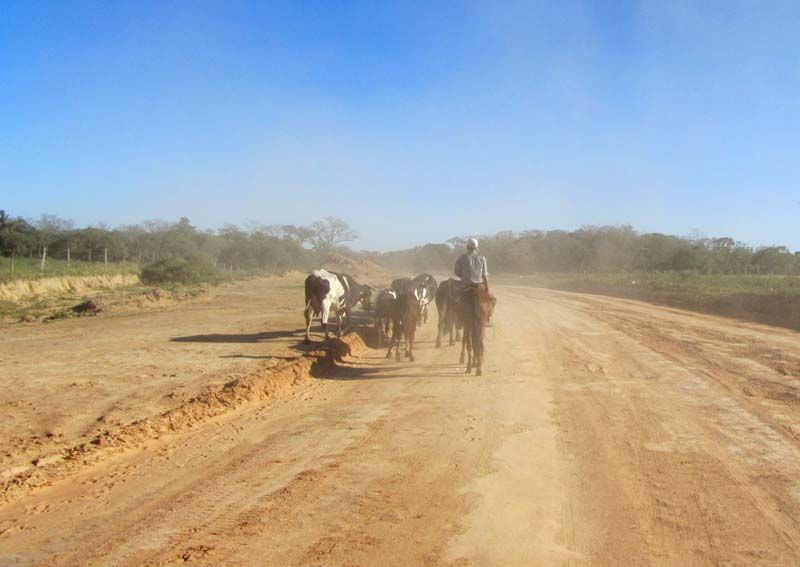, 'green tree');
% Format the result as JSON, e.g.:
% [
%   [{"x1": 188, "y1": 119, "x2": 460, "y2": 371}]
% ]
[{"x1": 0, "y1": 211, "x2": 37, "y2": 264}]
